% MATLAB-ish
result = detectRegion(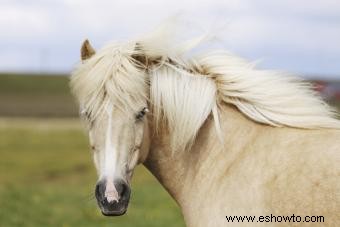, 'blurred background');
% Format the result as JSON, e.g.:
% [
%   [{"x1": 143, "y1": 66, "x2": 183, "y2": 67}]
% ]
[{"x1": 0, "y1": 0, "x2": 339, "y2": 226}]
